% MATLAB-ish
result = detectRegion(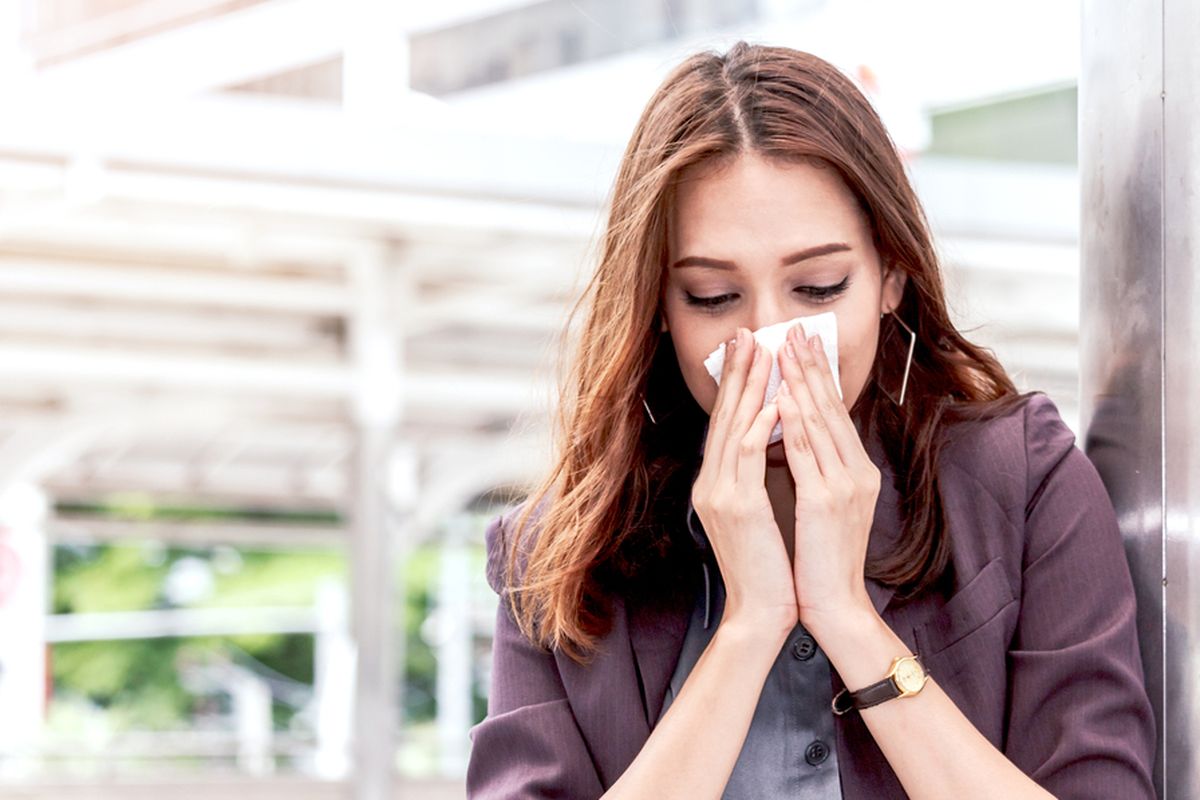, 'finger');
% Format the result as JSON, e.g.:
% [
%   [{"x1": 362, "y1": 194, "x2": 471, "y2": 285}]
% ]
[
  {"x1": 791, "y1": 327, "x2": 870, "y2": 469},
  {"x1": 703, "y1": 329, "x2": 746, "y2": 466},
  {"x1": 775, "y1": 370, "x2": 822, "y2": 492},
  {"x1": 735, "y1": 390, "x2": 781, "y2": 487},
  {"x1": 779, "y1": 336, "x2": 844, "y2": 479},
  {"x1": 722, "y1": 338, "x2": 774, "y2": 481}
]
